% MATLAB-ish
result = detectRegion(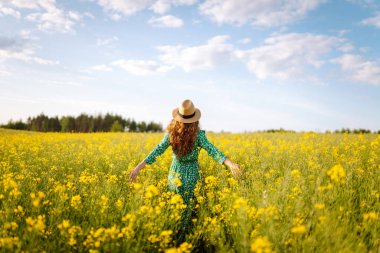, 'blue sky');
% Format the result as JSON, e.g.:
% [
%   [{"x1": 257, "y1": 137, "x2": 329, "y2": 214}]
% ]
[{"x1": 1, "y1": 0, "x2": 380, "y2": 132}]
